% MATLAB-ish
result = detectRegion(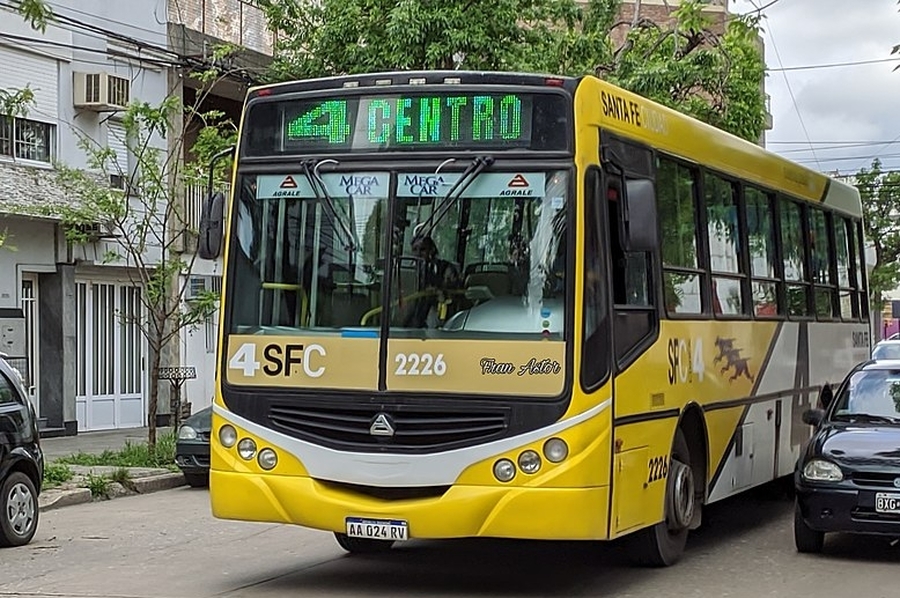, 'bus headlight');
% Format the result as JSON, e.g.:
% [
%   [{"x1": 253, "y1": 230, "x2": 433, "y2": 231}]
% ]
[
  {"x1": 257, "y1": 448, "x2": 278, "y2": 470},
  {"x1": 237, "y1": 438, "x2": 257, "y2": 460},
  {"x1": 543, "y1": 438, "x2": 568, "y2": 463},
  {"x1": 493, "y1": 459, "x2": 516, "y2": 482},
  {"x1": 518, "y1": 450, "x2": 542, "y2": 474},
  {"x1": 219, "y1": 425, "x2": 237, "y2": 448}
]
